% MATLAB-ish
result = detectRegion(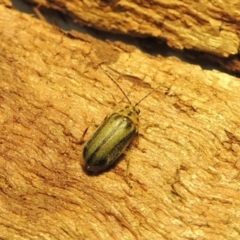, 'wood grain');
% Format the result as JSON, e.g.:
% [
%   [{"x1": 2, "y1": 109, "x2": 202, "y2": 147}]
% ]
[
  {"x1": 29, "y1": 0, "x2": 240, "y2": 57},
  {"x1": 0, "y1": 4, "x2": 240, "y2": 240}
]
